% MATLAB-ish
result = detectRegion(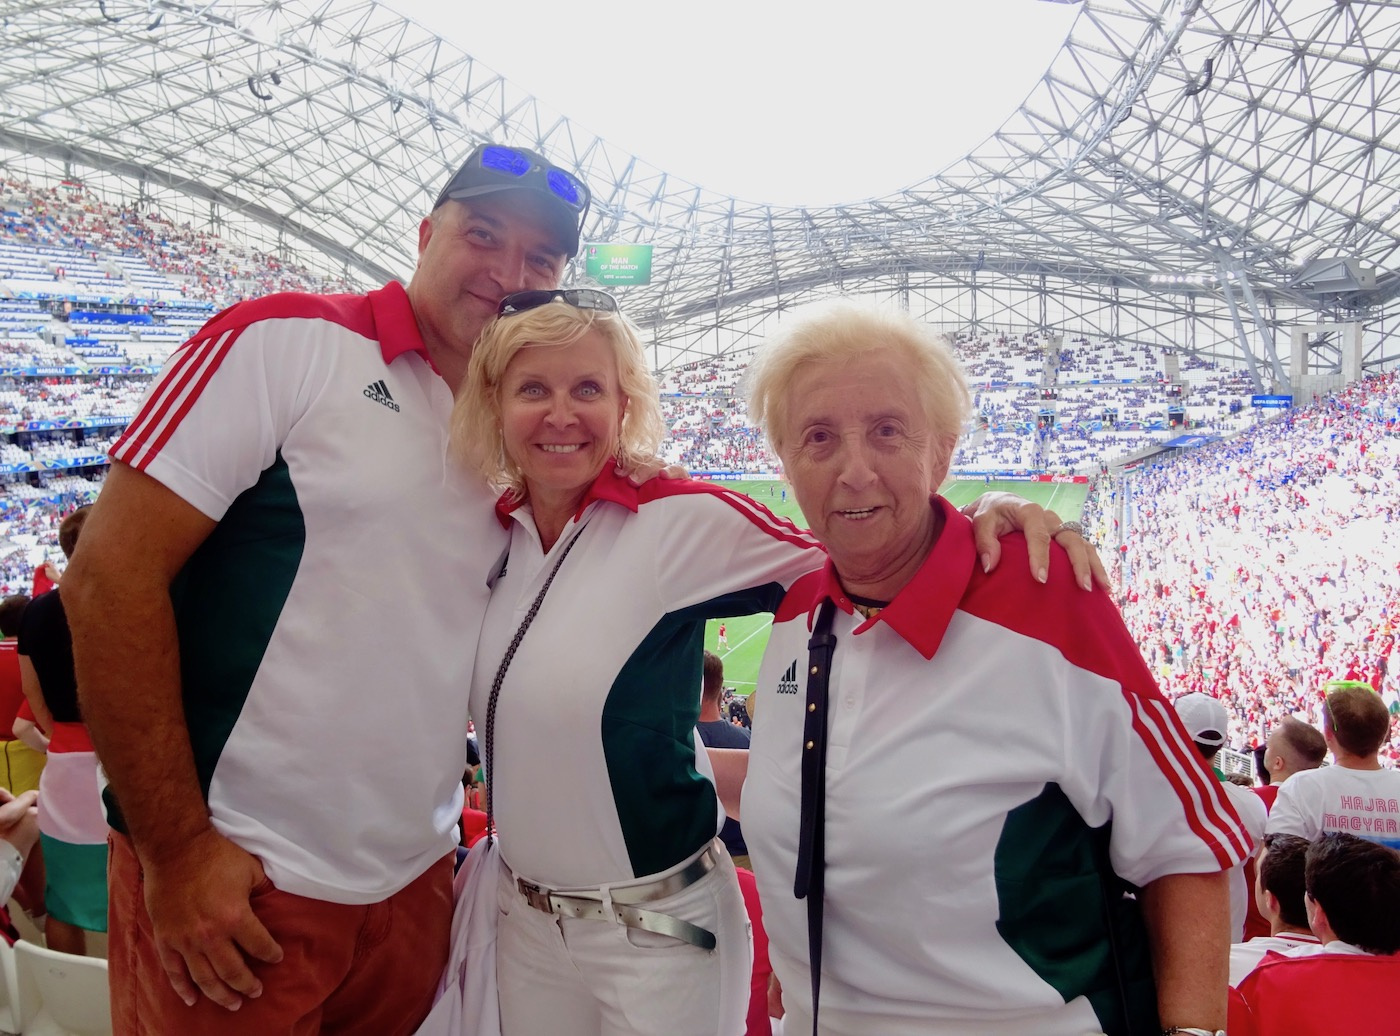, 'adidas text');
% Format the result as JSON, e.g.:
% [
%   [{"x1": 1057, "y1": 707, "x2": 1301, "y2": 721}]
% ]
[
  {"x1": 776, "y1": 659, "x2": 800, "y2": 695},
  {"x1": 364, "y1": 380, "x2": 400, "y2": 412}
]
